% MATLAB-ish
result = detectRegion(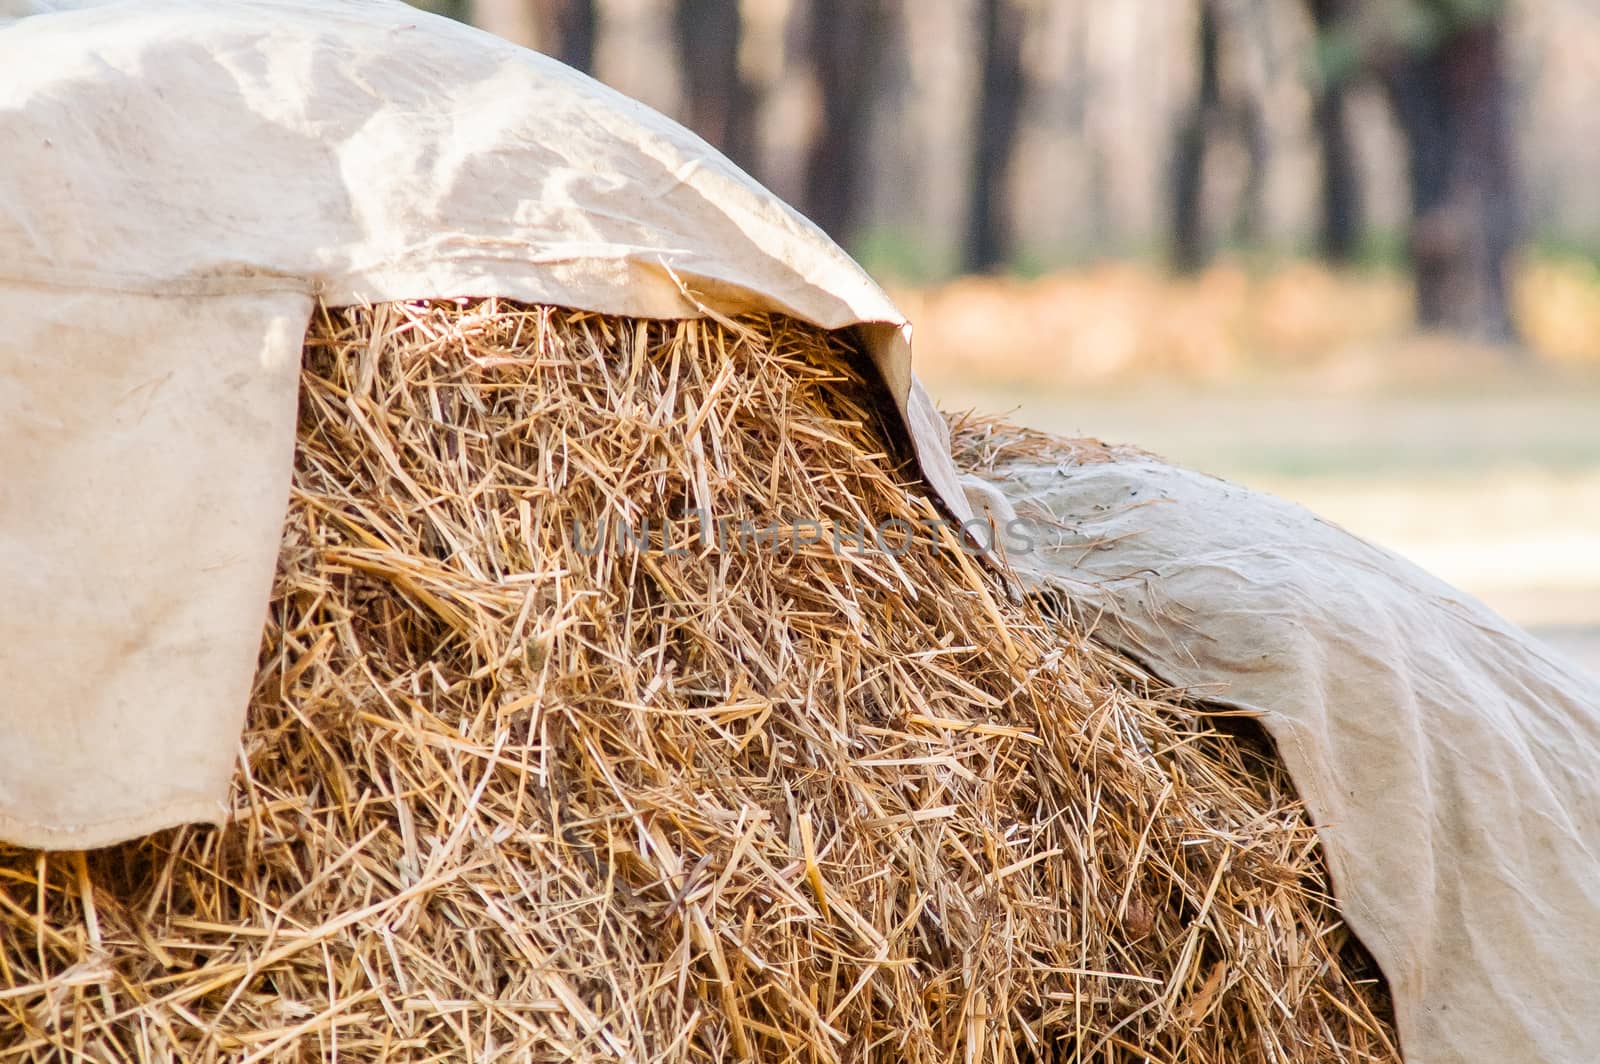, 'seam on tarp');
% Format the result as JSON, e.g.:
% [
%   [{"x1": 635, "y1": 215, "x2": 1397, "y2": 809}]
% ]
[
  {"x1": 0, "y1": 268, "x2": 323, "y2": 298},
  {"x1": 0, "y1": 256, "x2": 903, "y2": 329}
]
